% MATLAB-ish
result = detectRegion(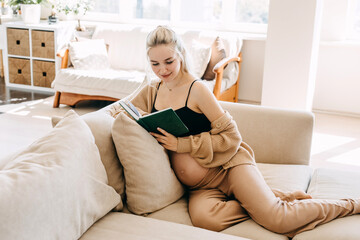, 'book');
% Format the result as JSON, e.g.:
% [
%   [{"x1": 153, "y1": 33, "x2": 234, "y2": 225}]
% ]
[{"x1": 118, "y1": 100, "x2": 189, "y2": 137}]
